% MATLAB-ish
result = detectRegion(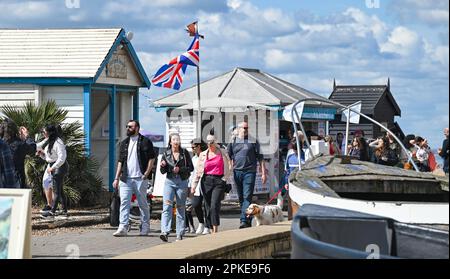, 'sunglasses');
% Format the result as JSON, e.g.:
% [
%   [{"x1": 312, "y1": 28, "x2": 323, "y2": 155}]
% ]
[
  {"x1": 191, "y1": 145, "x2": 198, "y2": 149},
  {"x1": 126, "y1": 125, "x2": 135, "y2": 129}
]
